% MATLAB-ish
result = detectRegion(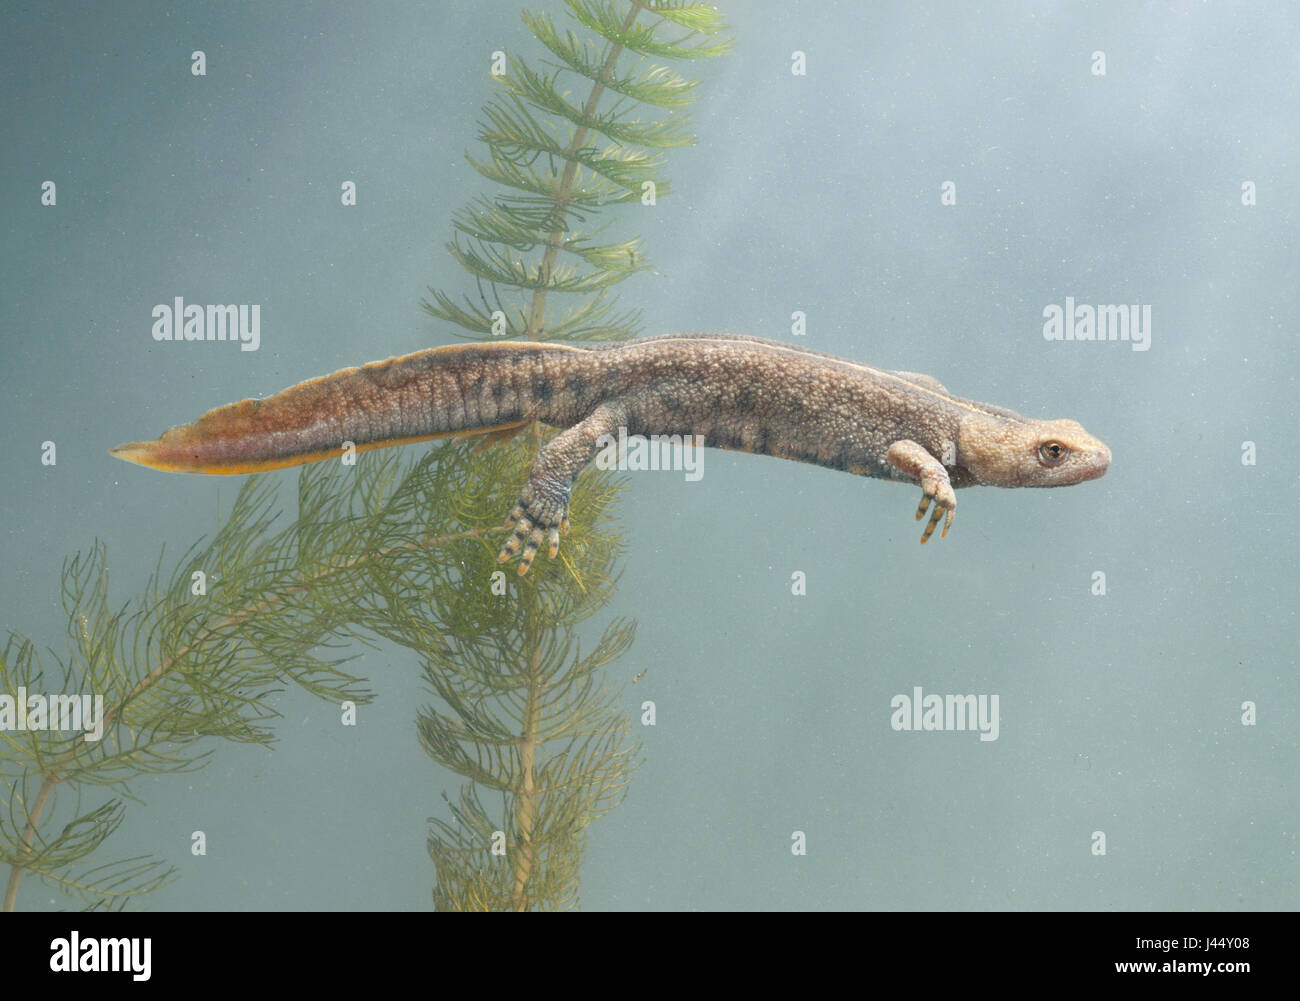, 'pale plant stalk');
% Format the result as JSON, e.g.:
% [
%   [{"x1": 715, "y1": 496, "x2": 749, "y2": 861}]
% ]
[
  {"x1": 506, "y1": 0, "x2": 644, "y2": 910},
  {"x1": 525, "y1": 0, "x2": 644, "y2": 337}
]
